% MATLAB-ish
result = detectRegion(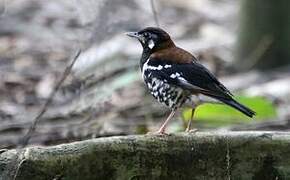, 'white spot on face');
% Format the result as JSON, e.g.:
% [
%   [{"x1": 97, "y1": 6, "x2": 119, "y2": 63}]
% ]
[
  {"x1": 148, "y1": 39, "x2": 155, "y2": 49},
  {"x1": 164, "y1": 65, "x2": 172, "y2": 68}
]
